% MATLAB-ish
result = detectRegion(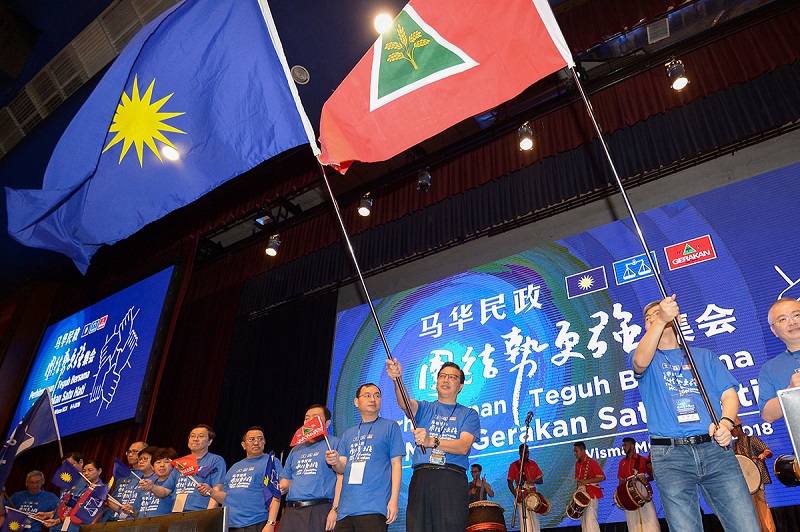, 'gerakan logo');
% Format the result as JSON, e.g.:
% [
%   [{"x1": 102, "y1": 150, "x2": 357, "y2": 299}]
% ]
[{"x1": 664, "y1": 235, "x2": 717, "y2": 270}]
